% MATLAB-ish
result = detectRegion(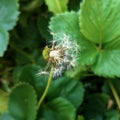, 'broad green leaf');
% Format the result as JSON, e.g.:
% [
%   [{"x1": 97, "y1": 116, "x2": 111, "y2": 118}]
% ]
[
  {"x1": 78, "y1": 36, "x2": 98, "y2": 65},
  {"x1": 40, "y1": 97, "x2": 75, "y2": 120},
  {"x1": 79, "y1": 0, "x2": 120, "y2": 43},
  {"x1": 45, "y1": 0, "x2": 68, "y2": 15},
  {"x1": 48, "y1": 77, "x2": 84, "y2": 108},
  {"x1": 105, "y1": 110, "x2": 120, "y2": 120},
  {"x1": 82, "y1": 29, "x2": 120, "y2": 77},
  {"x1": 8, "y1": 83, "x2": 37, "y2": 120},
  {"x1": 92, "y1": 50, "x2": 120, "y2": 77},
  {"x1": 0, "y1": 26, "x2": 9, "y2": 57},
  {"x1": 0, "y1": 112, "x2": 14, "y2": 120},
  {"x1": 49, "y1": 12, "x2": 81, "y2": 44},
  {"x1": 0, "y1": 0, "x2": 19, "y2": 30},
  {"x1": 0, "y1": 89, "x2": 8, "y2": 113}
]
